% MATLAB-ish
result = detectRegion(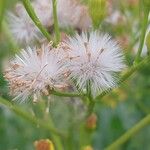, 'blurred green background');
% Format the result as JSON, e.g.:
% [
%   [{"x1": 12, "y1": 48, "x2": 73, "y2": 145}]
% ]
[{"x1": 0, "y1": 0, "x2": 150, "y2": 150}]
